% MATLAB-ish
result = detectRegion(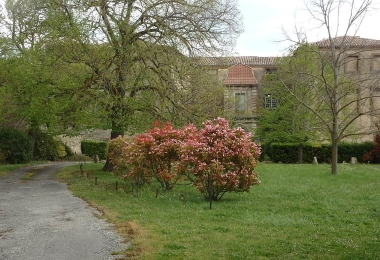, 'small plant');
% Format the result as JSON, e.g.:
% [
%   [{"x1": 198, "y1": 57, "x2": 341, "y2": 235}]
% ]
[{"x1": 57, "y1": 144, "x2": 67, "y2": 160}]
